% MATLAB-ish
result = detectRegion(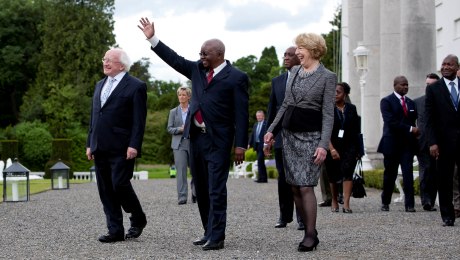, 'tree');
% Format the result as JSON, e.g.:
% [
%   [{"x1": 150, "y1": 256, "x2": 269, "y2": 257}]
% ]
[
  {"x1": 21, "y1": 0, "x2": 116, "y2": 137},
  {"x1": 0, "y1": 0, "x2": 45, "y2": 127},
  {"x1": 251, "y1": 46, "x2": 280, "y2": 92},
  {"x1": 130, "y1": 57, "x2": 153, "y2": 89},
  {"x1": 322, "y1": 5, "x2": 342, "y2": 81}
]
